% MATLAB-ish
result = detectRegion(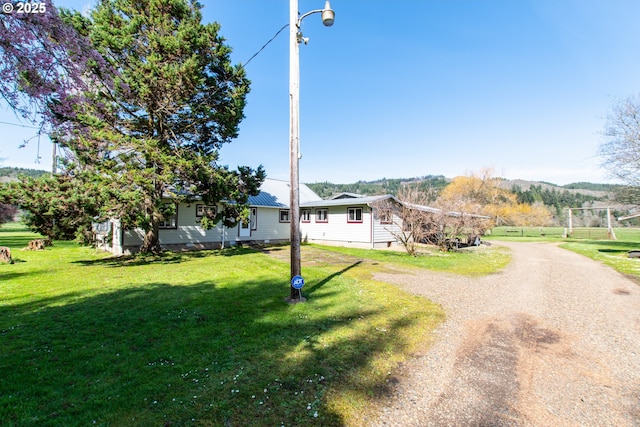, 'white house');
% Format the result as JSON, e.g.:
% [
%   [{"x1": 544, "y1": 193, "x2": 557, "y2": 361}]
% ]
[
  {"x1": 96, "y1": 178, "x2": 472, "y2": 254},
  {"x1": 100, "y1": 178, "x2": 322, "y2": 254}
]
